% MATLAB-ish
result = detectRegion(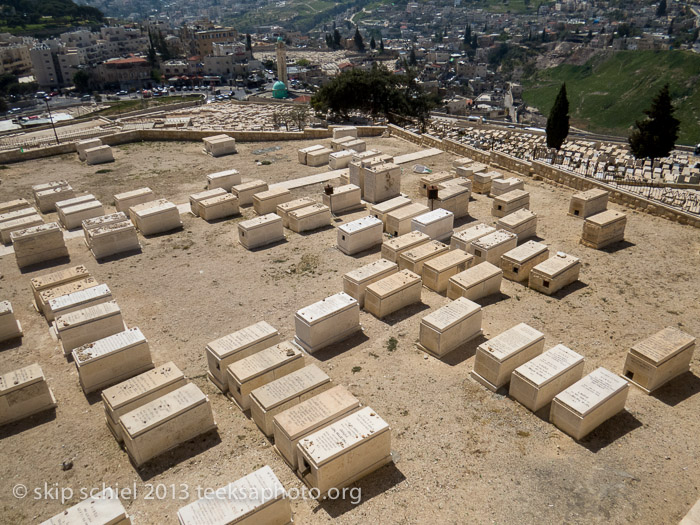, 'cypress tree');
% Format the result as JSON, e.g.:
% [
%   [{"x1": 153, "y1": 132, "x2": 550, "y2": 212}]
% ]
[
  {"x1": 546, "y1": 83, "x2": 570, "y2": 150},
  {"x1": 379, "y1": 38, "x2": 385, "y2": 53},
  {"x1": 354, "y1": 27, "x2": 365, "y2": 52},
  {"x1": 370, "y1": 35, "x2": 376, "y2": 50},
  {"x1": 628, "y1": 84, "x2": 680, "y2": 166}
]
